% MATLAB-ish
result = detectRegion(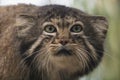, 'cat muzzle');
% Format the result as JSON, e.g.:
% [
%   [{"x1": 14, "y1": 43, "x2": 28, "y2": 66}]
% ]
[{"x1": 54, "y1": 46, "x2": 72, "y2": 56}]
